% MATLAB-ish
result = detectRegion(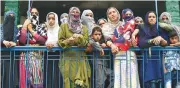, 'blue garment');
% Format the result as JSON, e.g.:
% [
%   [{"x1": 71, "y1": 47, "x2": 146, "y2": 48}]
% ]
[
  {"x1": 164, "y1": 51, "x2": 180, "y2": 72},
  {"x1": 164, "y1": 70, "x2": 180, "y2": 88},
  {"x1": 137, "y1": 23, "x2": 170, "y2": 83}
]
